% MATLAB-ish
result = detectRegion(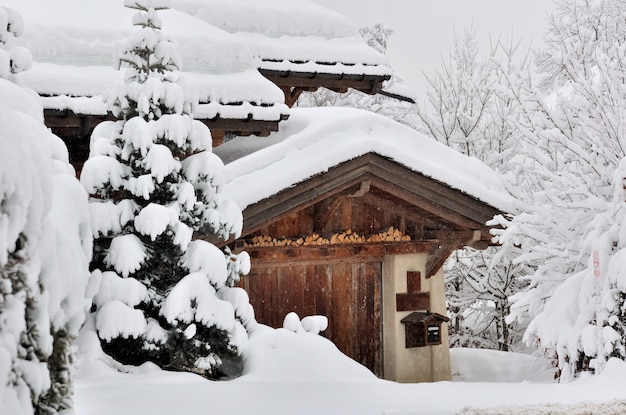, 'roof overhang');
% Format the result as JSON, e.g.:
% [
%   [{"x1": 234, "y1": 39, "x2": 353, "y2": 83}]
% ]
[
  {"x1": 236, "y1": 153, "x2": 500, "y2": 243},
  {"x1": 259, "y1": 68, "x2": 393, "y2": 106},
  {"x1": 212, "y1": 153, "x2": 504, "y2": 277},
  {"x1": 44, "y1": 106, "x2": 289, "y2": 169}
]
